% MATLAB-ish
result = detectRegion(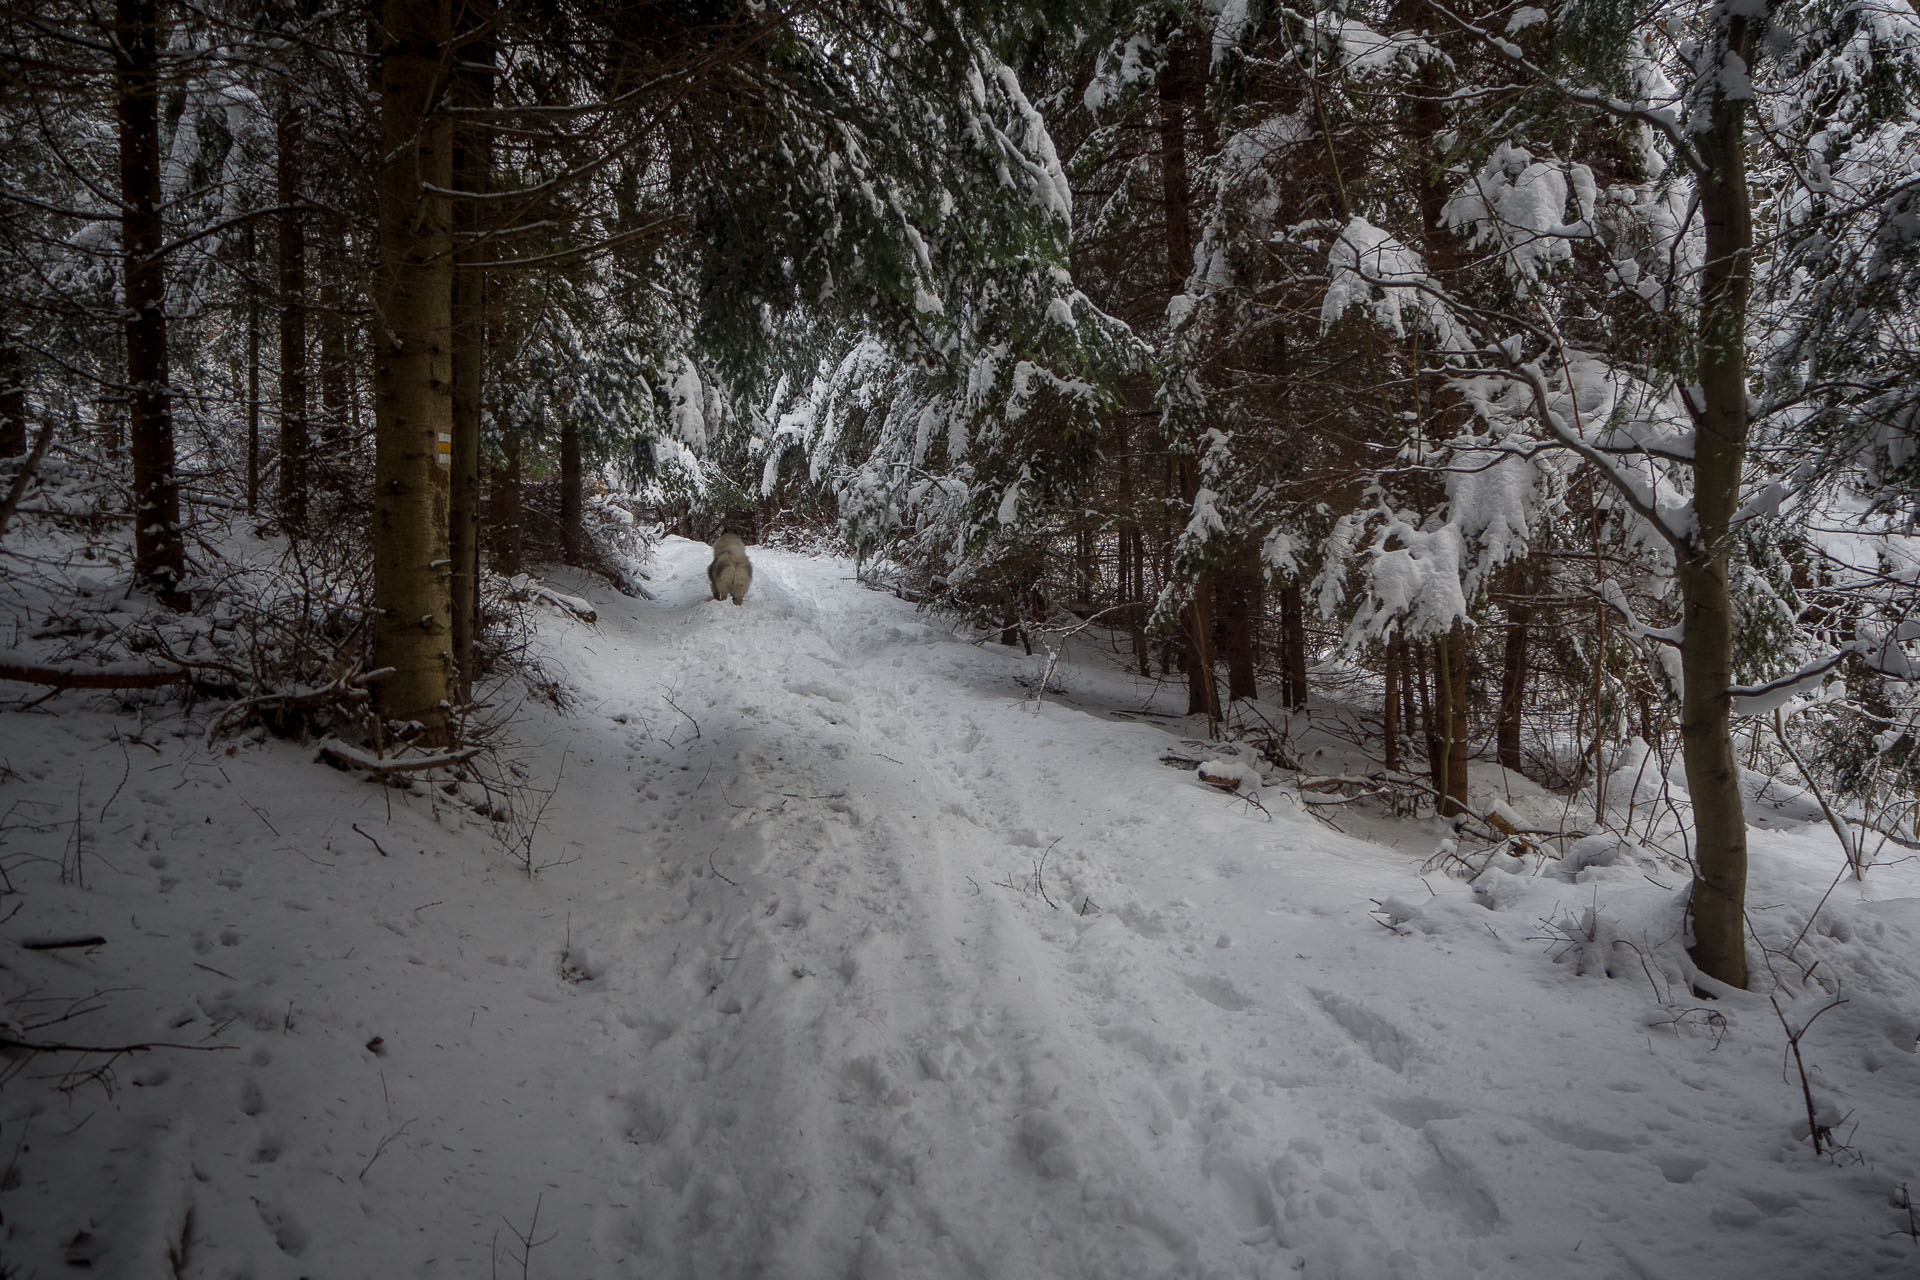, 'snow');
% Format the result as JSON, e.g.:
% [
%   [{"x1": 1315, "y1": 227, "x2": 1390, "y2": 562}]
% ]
[
  {"x1": 1323, "y1": 217, "x2": 1473, "y2": 353},
  {"x1": 5, "y1": 539, "x2": 1920, "y2": 1278},
  {"x1": 1441, "y1": 144, "x2": 1596, "y2": 291},
  {"x1": 1082, "y1": 34, "x2": 1158, "y2": 113},
  {"x1": 668, "y1": 357, "x2": 708, "y2": 451}
]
